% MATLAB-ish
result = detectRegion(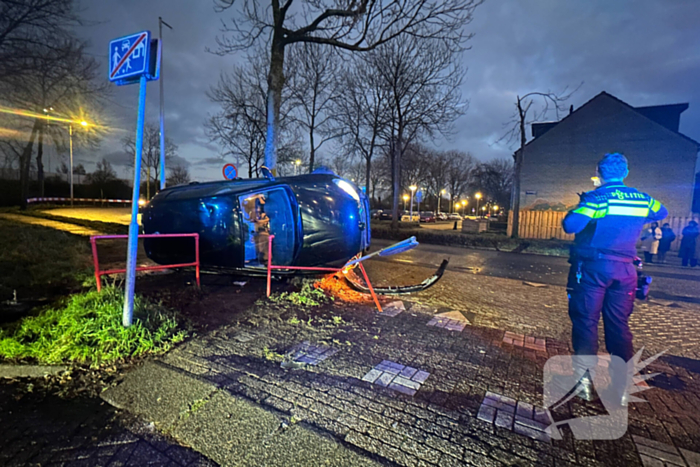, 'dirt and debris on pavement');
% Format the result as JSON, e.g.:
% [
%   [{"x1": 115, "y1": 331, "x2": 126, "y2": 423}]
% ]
[{"x1": 98, "y1": 259, "x2": 700, "y2": 467}]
